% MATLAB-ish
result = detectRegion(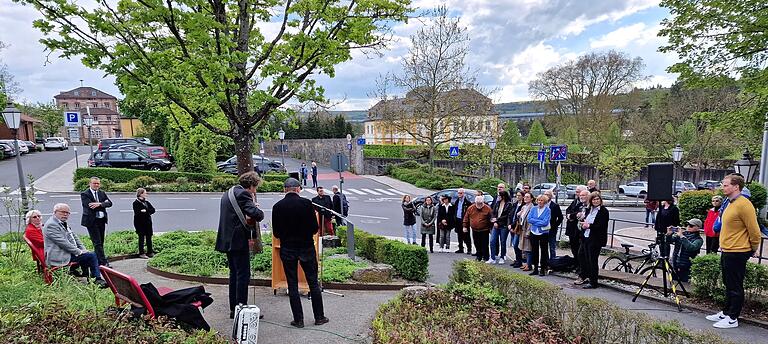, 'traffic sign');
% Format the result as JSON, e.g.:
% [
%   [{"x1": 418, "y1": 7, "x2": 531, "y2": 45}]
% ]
[
  {"x1": 67, "y1": 128, "x2": 79, "y2": 140},
  {"x1": 556, "y1": 162, "x2": 562, "y2": 184},
  {"x1": 357, "y1": 138, "x2": 366, "y2": 145},
  {"x1": 64, "y1": 111, "x2": 80, "y2": 127},
  {"x1": 449, "y1": 146, "x2": 459, "y2": 157},
  {"x1": 549, "y1": 145, "x2": 567, "y2": 161},
  {"x1": 331, "y1": 152, "x2": 349, "y2": 172},
  {"x1": 347, "y1": 143, "x2": 352, "y2": 150},
  {"x1": 537, "y1": 150, "x2": 546, "y2": 162},
  {"x1": 259, "y1": 141, "x2": 265, "y2": 155}
]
